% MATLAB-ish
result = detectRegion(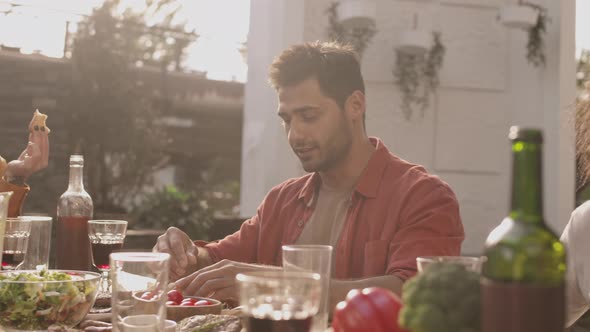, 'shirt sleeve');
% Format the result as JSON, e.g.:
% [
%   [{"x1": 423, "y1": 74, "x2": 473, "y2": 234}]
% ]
[
  {"x1": 201, "y1": 205, "x2": 262, "y2": 265},
  {"x1": 386, "y1": 182, "x2": 464, "y2": 281},
  {"x1": 561, "y1": 202, "x2": 590, "y2": 327},
  {"x1": 0, "y1": 178, "x2": 30, "y2": 218}
]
